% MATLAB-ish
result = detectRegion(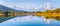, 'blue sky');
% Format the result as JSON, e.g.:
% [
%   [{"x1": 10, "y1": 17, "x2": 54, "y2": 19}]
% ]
[{"x1": 0, "y1": 0, "x2": 60, "y2": 8}]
